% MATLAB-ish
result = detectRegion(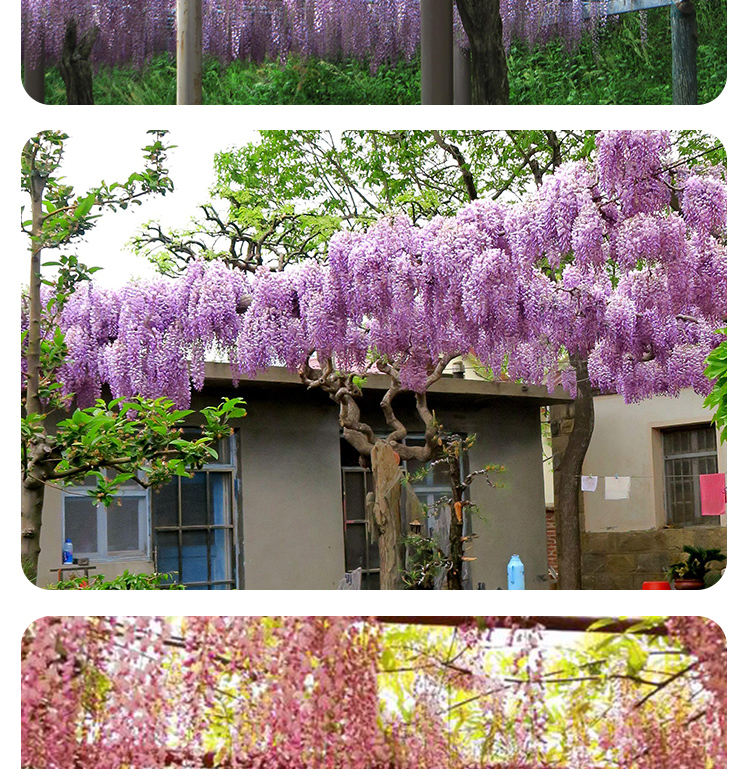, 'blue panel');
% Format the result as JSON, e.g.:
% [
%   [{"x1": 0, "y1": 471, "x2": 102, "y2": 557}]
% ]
[{"x1": 181, "y1": 530, "x2": 209, "y2": 583}]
